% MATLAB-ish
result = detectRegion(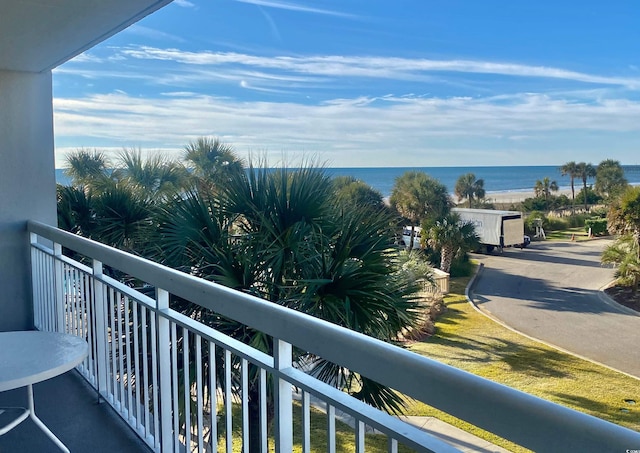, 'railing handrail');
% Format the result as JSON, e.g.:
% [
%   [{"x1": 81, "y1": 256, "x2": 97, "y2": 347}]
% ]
[{"x1": 28, "y1": 220, "x2": 640, "y2": 452}]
